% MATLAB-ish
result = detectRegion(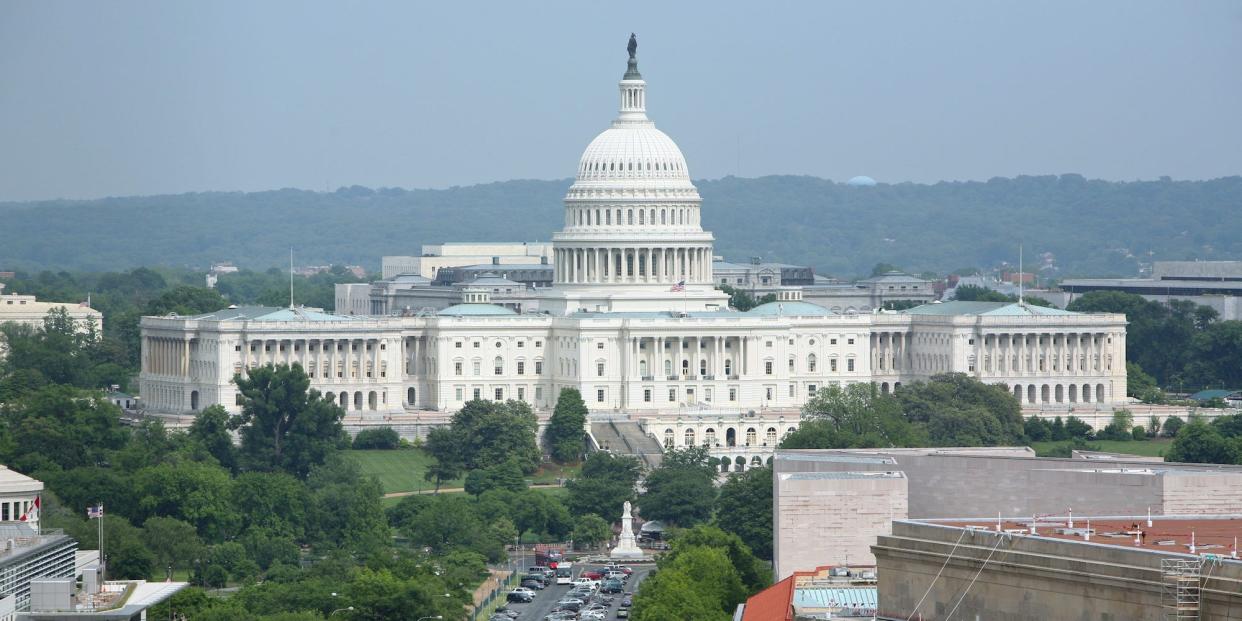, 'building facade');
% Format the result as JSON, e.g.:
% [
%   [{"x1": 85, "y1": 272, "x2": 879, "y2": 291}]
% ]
[
  {"x1": 0, "y1": 288, "x2": 102, "y2": 358},
  {"x1": 1062, "y1": 260, "x2": 1242, "y2": 320},
  {"x1": 138, "y1": 43, "x2": 1128, "y2": 437}
]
